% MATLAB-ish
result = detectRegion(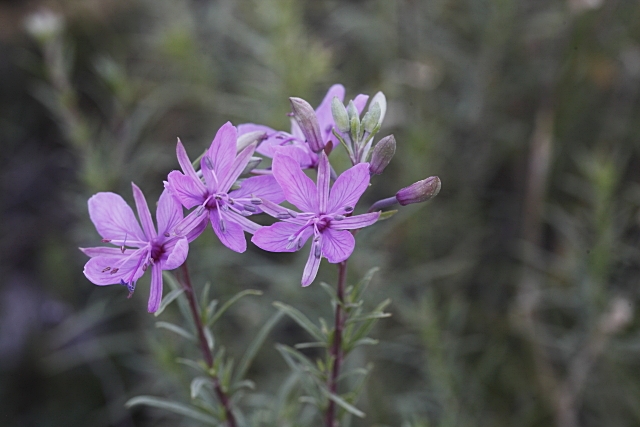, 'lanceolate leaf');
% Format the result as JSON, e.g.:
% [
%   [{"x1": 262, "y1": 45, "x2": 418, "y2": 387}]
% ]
[
  {"x1": 273, "y1": 302, "x2": 324, "y2": 341},
  {"x1": 155, "y1": 321, "x2": 195, "y2": 341},
  {"x1": 154, "y1": 288, "x2": 185, "y2": 317},
  {"x1": 234, "y1": 311, "x2": 284, "y2": 383},
  {"x1": 126, "y1": 396, "x2": 220, "y2": 424},
  {"x1": 207, "y1": 290, "x2": 263, "y2": 327},
  {"x1": 321, "y1": 389, "x2": 366, "y2": 418}
]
